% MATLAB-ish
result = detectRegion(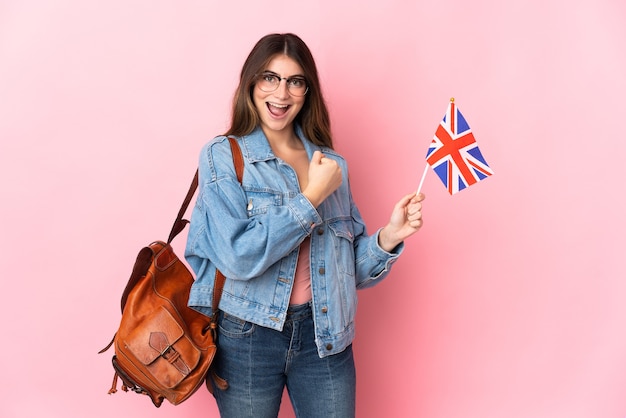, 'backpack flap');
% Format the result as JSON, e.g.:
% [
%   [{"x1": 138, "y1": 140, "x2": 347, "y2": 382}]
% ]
[{"x1": 123, "y1": 306, "x2": 201, "y2": 389}]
